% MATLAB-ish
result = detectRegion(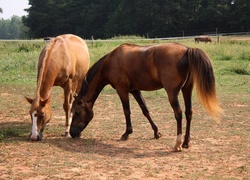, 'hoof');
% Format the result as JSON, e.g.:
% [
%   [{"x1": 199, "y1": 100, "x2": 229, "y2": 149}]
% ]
[
  {"x1": 120, "y1": 134, "x2": 129, "y2": 141},
  {"x1": 64, "y1": 132, "x2": 70, "y2": 137},
  {"x1": 173, "y1": 145, "x2": 182, "y2": 152},
  {"x1": 182, "y1": 143, "x2": 189, "y2": 149},
  {"x1": 154, "y1": 132, "x2": 162, "y2": 139}
]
